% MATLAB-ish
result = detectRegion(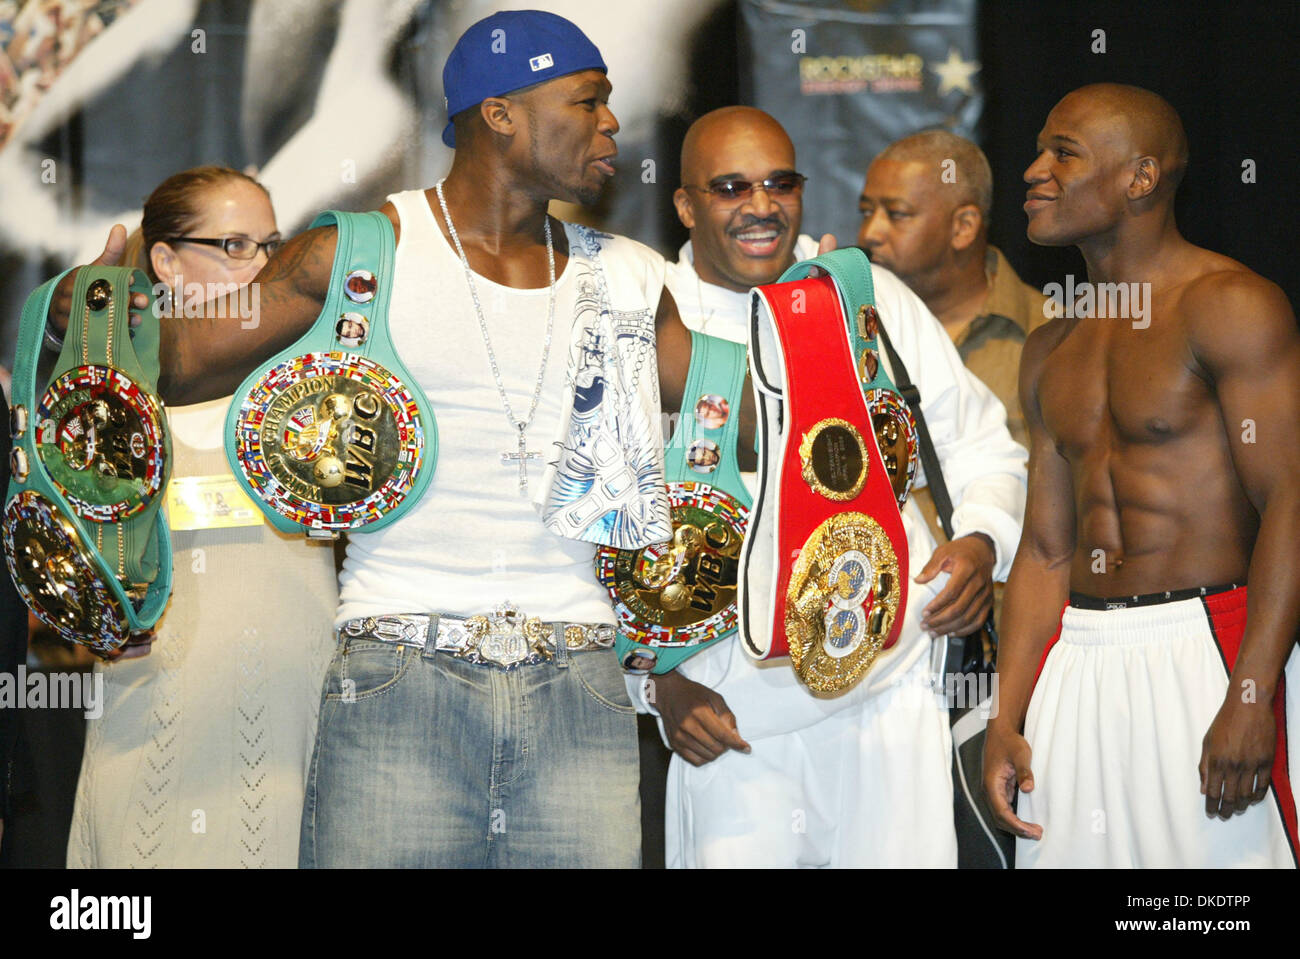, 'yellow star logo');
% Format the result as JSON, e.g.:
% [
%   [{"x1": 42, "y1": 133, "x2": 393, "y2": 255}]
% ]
[{"x1": 930, "y1": 47, "x2": 980, "y2": 97}]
